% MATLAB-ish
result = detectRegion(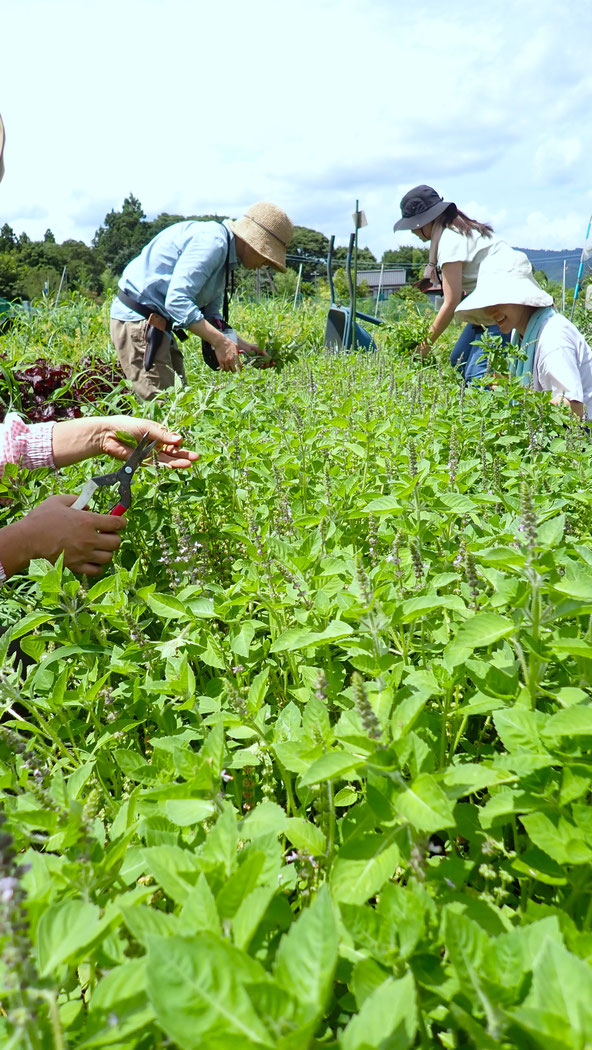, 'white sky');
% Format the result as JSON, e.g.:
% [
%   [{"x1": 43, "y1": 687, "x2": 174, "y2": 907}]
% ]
[{"x1": 2, "y1": 0, "x2": 592, "y2": 261}]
